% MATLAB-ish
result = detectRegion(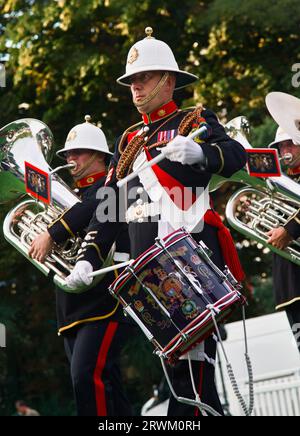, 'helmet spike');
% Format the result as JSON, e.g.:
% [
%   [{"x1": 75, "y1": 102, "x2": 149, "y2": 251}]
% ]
[{"x1": 145, "y1": 27, "x2": 154, "y2": 39}]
